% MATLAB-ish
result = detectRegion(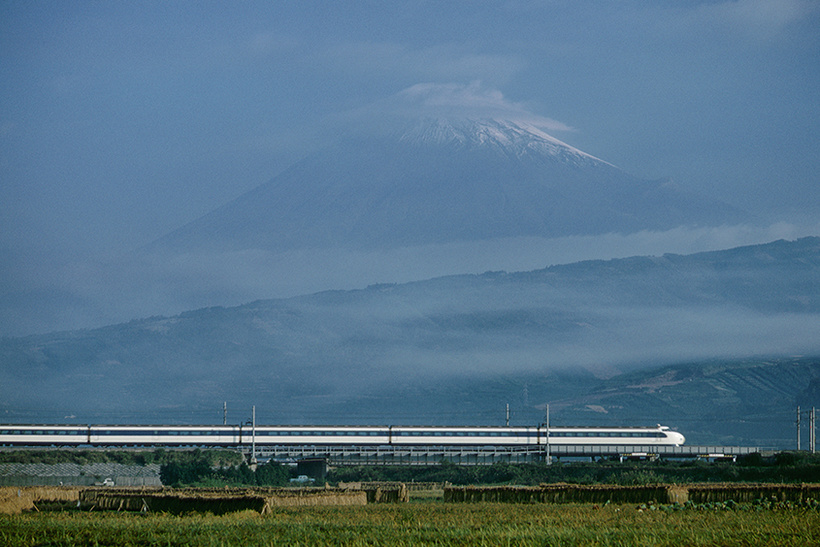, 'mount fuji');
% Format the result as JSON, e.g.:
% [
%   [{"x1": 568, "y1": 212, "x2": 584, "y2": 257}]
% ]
[{"x1": 151, "y1": 117, "x2": 747, "y2": 254}]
